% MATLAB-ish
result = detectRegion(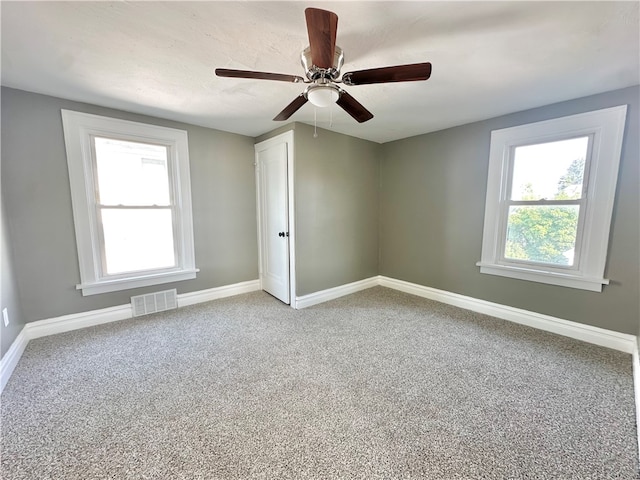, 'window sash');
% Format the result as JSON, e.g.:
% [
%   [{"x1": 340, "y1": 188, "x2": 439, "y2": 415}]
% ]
[
  {"x1": 89, "y1": 135, "x2": 183, "y2": 281},
  {"x1": 90, "y1": 134, "x2": 174, "y2": 208},
  {"x1": 498, "y1": 200, "x2": 588, "y2": 271},
  {"x1": 506, "y1": 135, "x2": 592, "y2": 202},
  {"x1": 496, "y1": 135, "x2": 594, "y2": 271},
  {"x1": 500, "y1": 204, "x2": 583, "y2": 269},
  {"x1": 95, "y1": 205, "x2": 180, "y2": 279}
]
